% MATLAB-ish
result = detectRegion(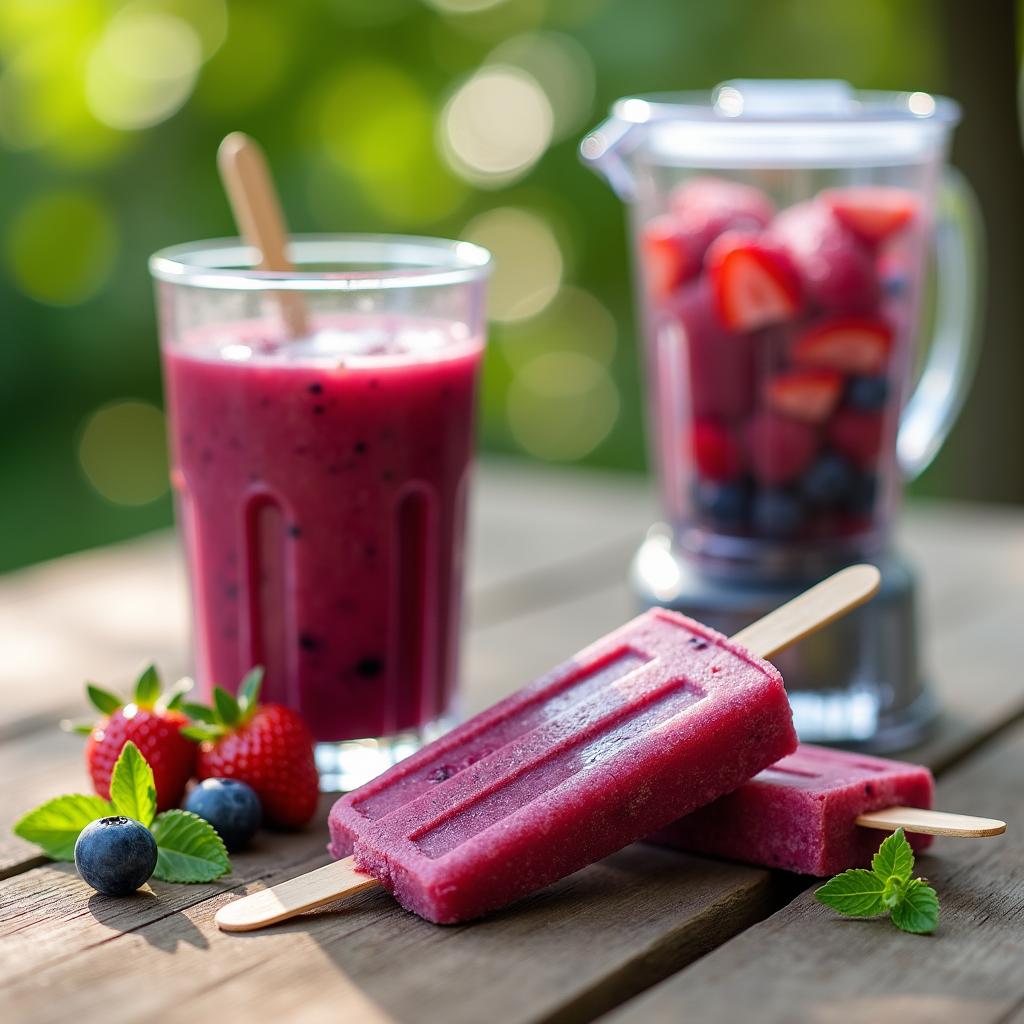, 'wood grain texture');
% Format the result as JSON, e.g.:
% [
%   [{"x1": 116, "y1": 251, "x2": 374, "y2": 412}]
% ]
[
  {"x1": 3, "y1": 844, "x2": 795, "y2": 1024},
  {"x1": 606, "y1": 718, "x2": 1024, "y2": 1024}
]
